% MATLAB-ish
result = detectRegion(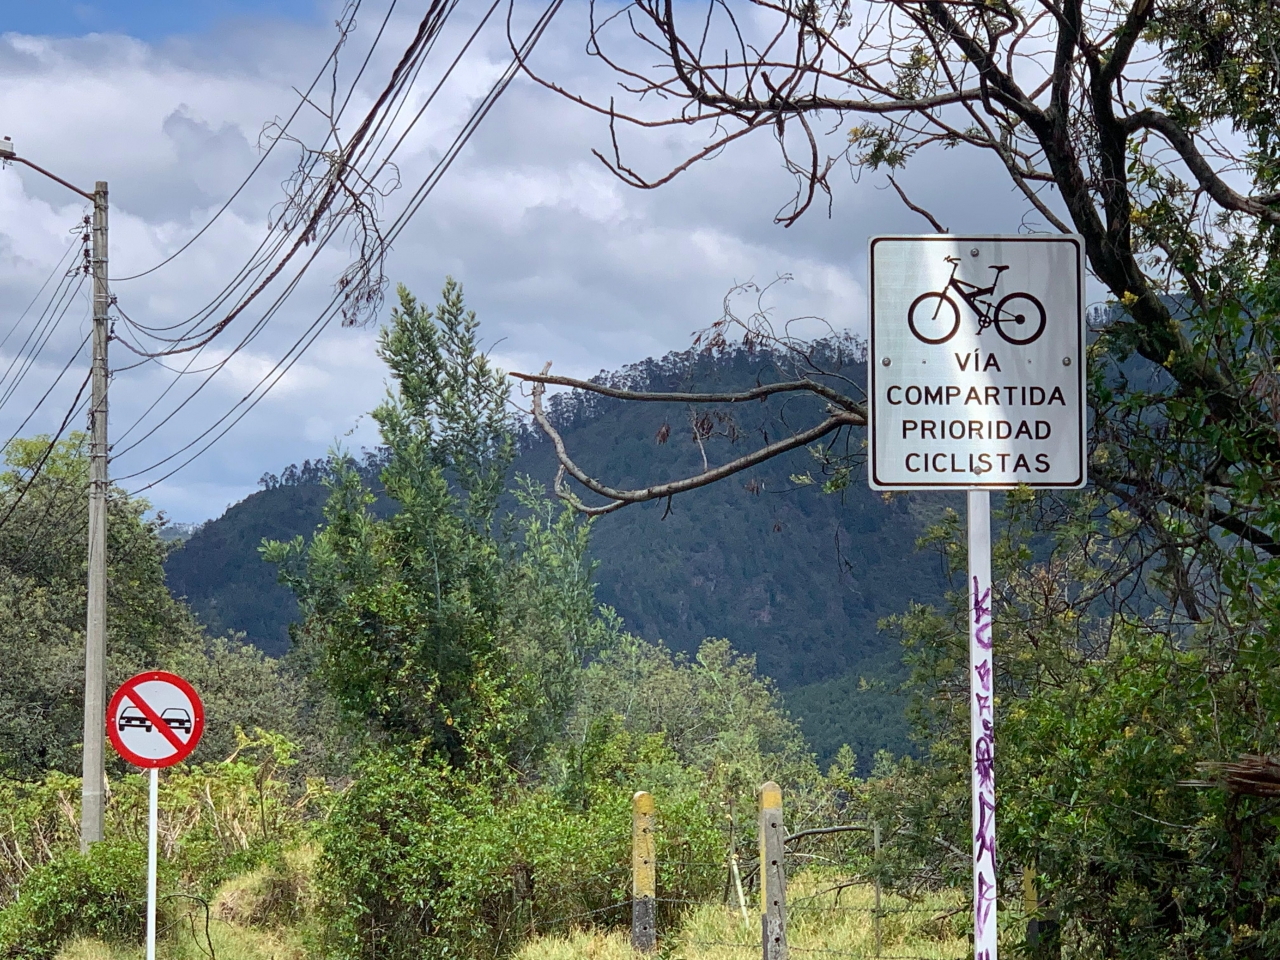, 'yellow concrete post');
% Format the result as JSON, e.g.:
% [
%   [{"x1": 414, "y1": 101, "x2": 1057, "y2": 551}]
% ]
[
  {"x1": 759, "y1": 781, "x2": 788, "y2": 960},
  {"x1": 1023, "y1": 864, "x2": 1059, "y2": 950},
  {"x1": 873, "y1": 819, "x2": 883, "y2": 957},
  {"x1": 632, "y1": 791, "x2": 657, "y2": 951}
]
